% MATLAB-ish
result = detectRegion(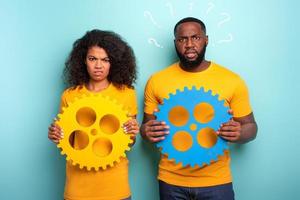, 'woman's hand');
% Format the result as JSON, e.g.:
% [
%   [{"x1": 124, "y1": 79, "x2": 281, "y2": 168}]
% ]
[
  {"x1": 122, "y1": 114, "x2": 139, "y2": 146},
  {"x1": 48, "y1": 119, "x2": 63, "y2": 144}
]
